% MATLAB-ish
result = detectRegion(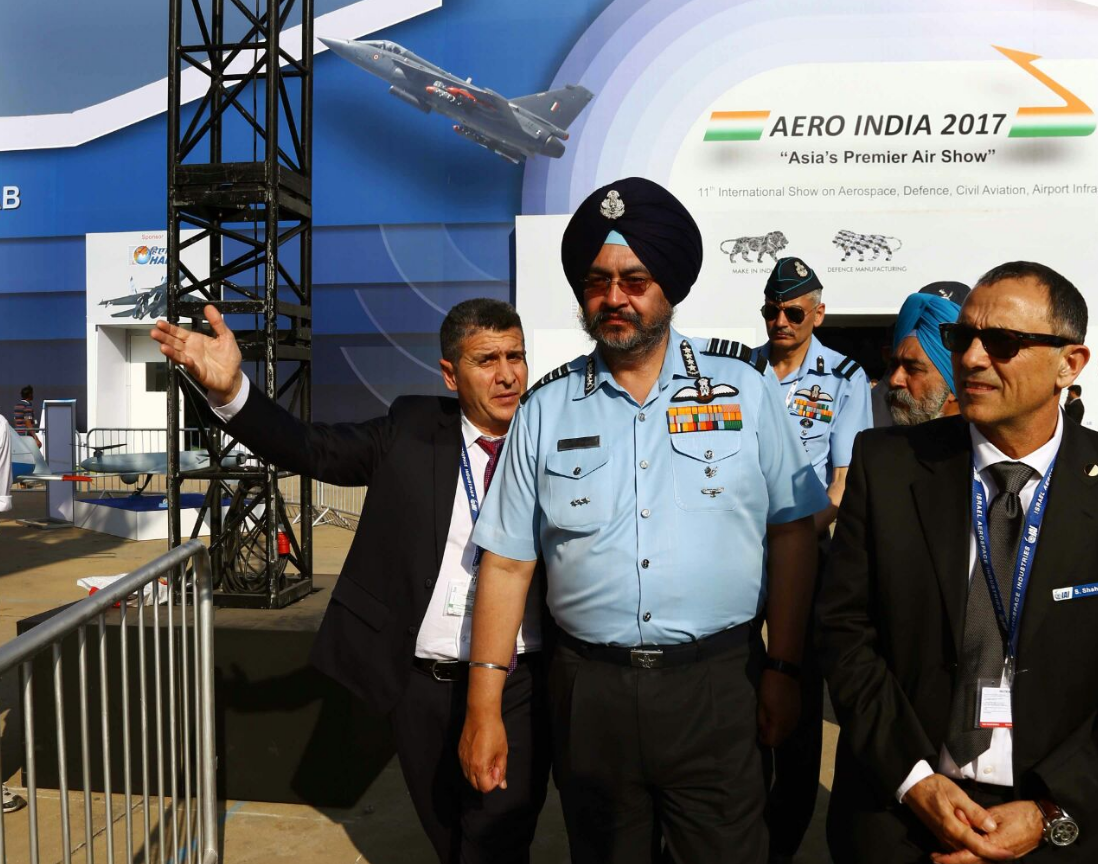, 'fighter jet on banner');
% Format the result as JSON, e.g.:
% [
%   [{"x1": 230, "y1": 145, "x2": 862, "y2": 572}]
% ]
[{"x1": 320, "y1": 38, "x2": 594, "y2": 164}]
